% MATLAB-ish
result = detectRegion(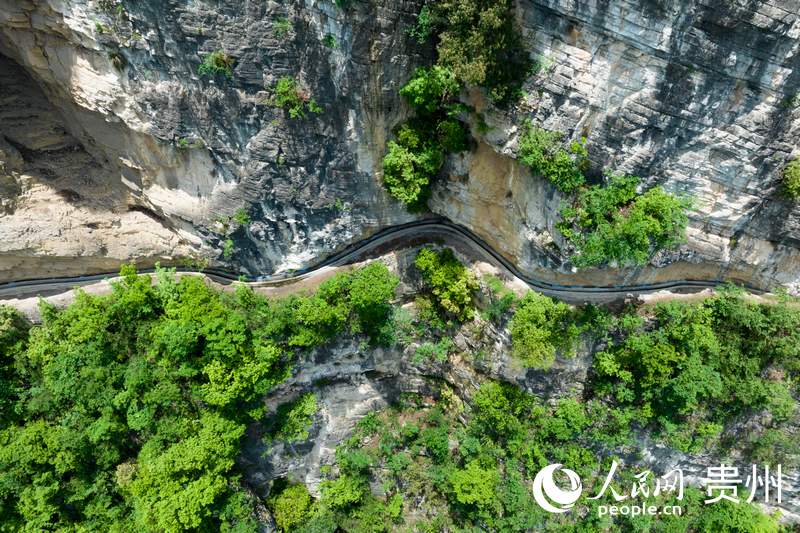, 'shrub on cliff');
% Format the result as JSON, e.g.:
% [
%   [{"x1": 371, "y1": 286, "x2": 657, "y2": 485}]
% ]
[
  {"x1": 430, "y1": 0, "x2": 531, "y2": 103},
  {"x1": 382, "y1": 68, "x2": 468, "y2": 206},
  {"x1": 399, "y1": 66, "x2": 461, "y2": 115},
  {"x1": 382, "y1": 121, "x2": 445, "y2": 207},
  {"x1": 273, "y1": 76, "x2": 322, "y2": 119},
  {"x1": 268, "y1": 483, "x2": 316, "y2": 531},
  {"x1": 198, "y1": 50, "x2": 234, "y2": 78},
  {"x1": 518, "y1": 122, "x2": 588, "y2": 193},
  {"x1": 783, "y1": 158, "x2": 800, "y2": 199},
  {"x1": 558, "y1": 175, "x2": 690, "y2": 267}
]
